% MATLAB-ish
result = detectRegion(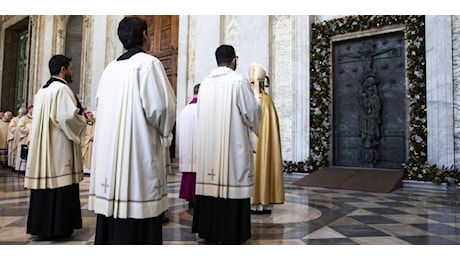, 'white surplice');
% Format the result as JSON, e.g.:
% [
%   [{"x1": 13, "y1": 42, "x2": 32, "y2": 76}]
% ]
[
  {"x1": 24, "y1": 80, "x2": 87, "y2": 189},
  {"x1": 178, "y1": 101, "x2": 198, "y2": 172},
  {"x1": 0, "y1": 119, "x2": 9, "y2": 149},
  {"x1": 7, "y1": 116, "x2": 20, "y2": 167},
  {"x1": 88, "y1": 52, "x2": 176, "y2": 219},
  {"x1": 15, "y1": 114, "x2": 32, "y2": 171},
  {"x1": 195, "y1": 67, "x2": 260, "y2": 199},
  {"x1": 0, "y1": 119, "x2": 10, "y2": 164}
]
